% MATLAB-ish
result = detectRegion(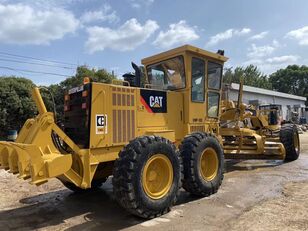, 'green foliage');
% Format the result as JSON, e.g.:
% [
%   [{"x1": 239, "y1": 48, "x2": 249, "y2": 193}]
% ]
[
  {"x1": 0, "y1": 66, "x2": 116, "y2": 136},
  {"x1": 41, "y1": 65, "x2": 116, "y2": 121},
  {"x1": 0, "y1": 77, "x2": 36, "y2": 137},
  {"x1": 269, "y1": 65, "x2": 308, "y2": 105},
  {"x1": 269, "y1": 65, "x2": 308, "y2": 95},
  {"x1": 40, "y1": 84, "x2": 64, "y2": 121},
  {"x1": 60, "y1": 65, "x2": 115, "y2": 90},
  {"x1": 223, "y1": 65, "x2": 272, "y2": 89}
]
